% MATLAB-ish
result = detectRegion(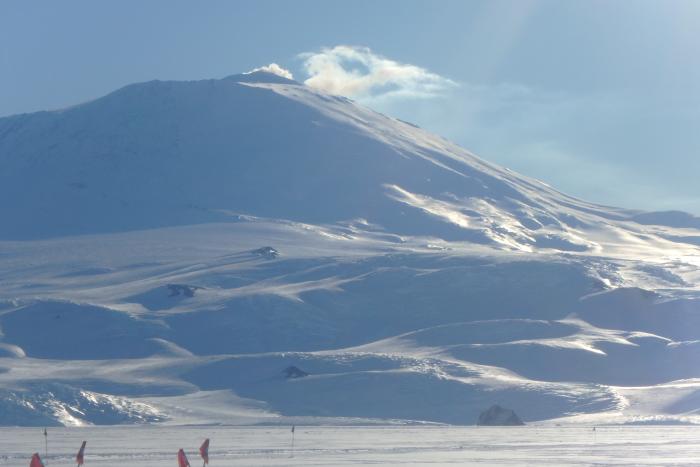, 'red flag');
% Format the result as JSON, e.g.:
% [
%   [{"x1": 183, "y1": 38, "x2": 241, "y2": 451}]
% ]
[
  {"x1": 76, "y1": 440, "x2": 87, "y2": 466},
  {"x1": 177, "y1": 448, "x2": 190, "y2": 467},
  {"x1": 199, "y1": 438, "x2": 210, "y2": 464},
  {"x1": 30, "y1": 453, "x2": 45, "y2": 467}
]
